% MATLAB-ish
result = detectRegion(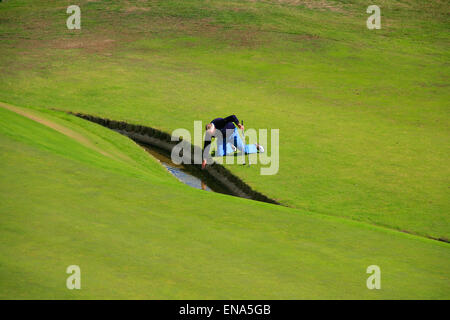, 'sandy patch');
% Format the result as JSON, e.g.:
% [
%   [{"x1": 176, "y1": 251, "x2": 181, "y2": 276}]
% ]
[{"x1": 246, "y1": 0, "x2": 343, "y2": 12}]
